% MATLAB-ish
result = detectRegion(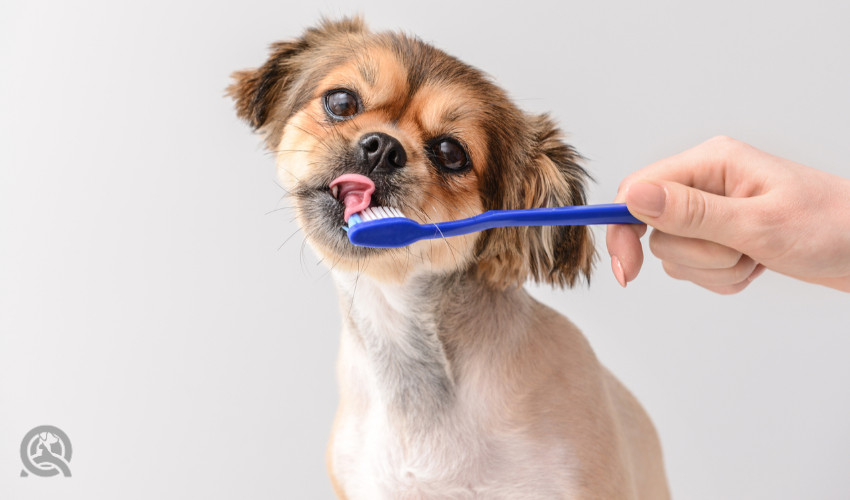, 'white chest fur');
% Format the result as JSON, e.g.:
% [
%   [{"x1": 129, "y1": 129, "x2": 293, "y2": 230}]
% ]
[{"x1": 327, "y1": 271, "x2": 581, "y2": 499}]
